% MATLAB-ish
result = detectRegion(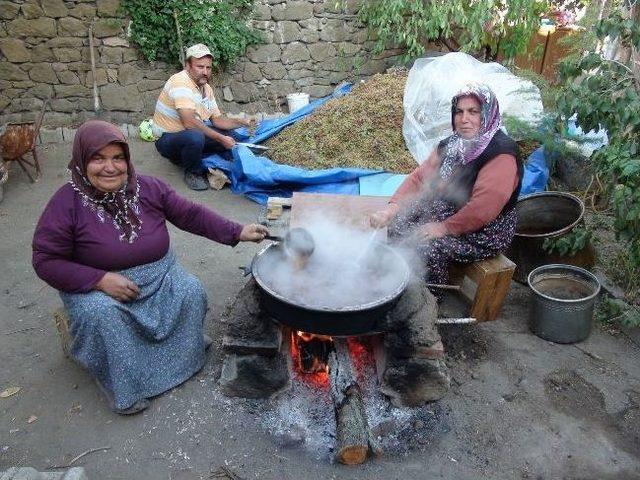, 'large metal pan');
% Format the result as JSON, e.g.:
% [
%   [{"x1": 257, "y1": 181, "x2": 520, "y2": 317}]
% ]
[{"x1": 248, "y1": 242, "x2": 410, "y2": 336}]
